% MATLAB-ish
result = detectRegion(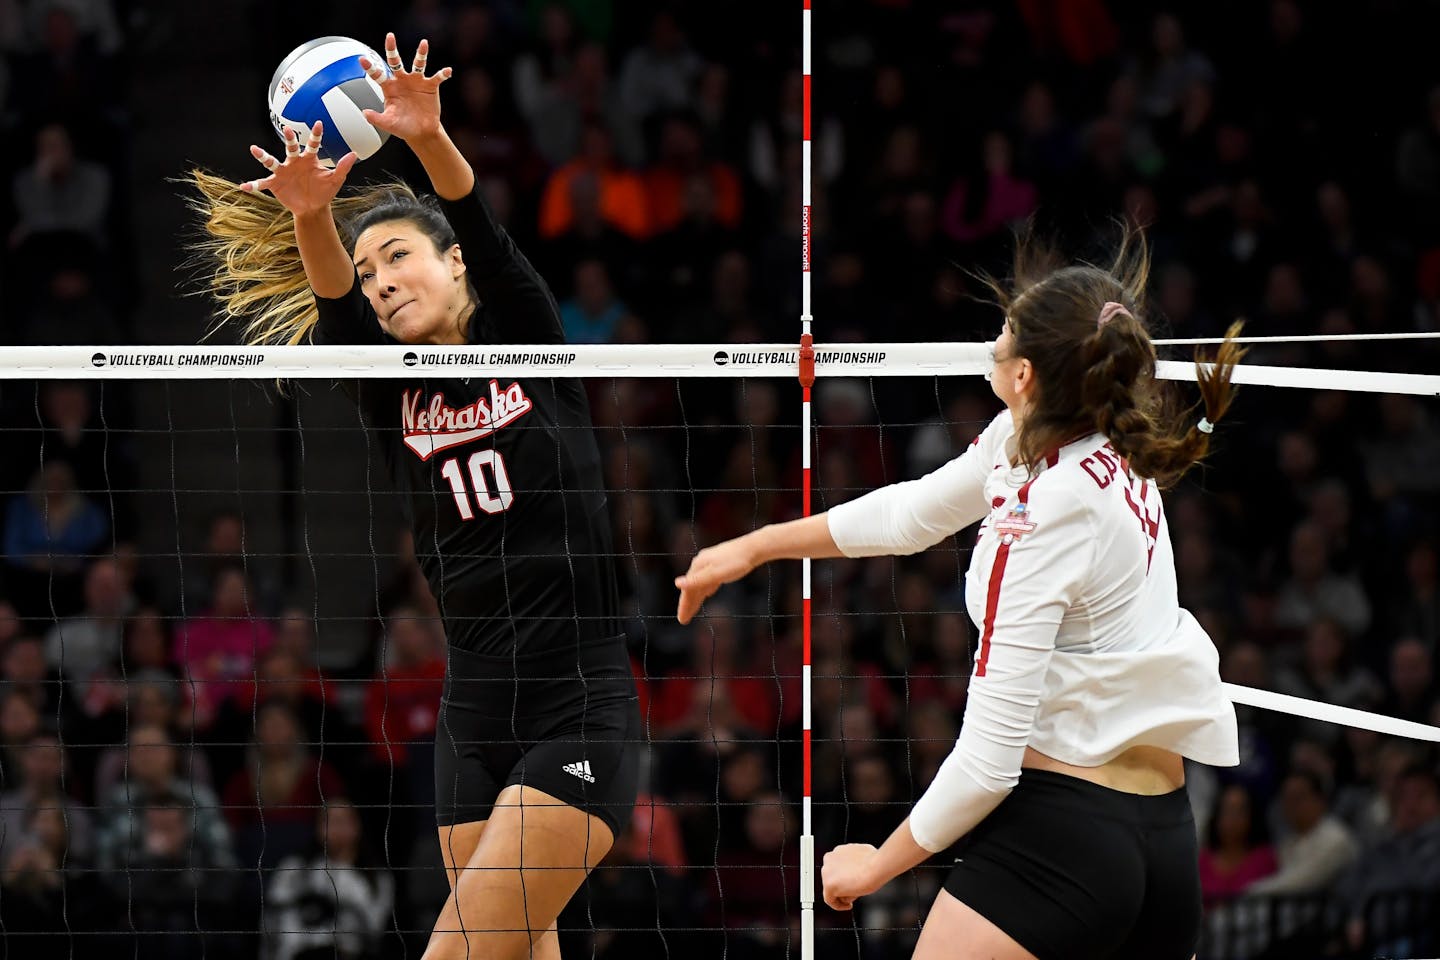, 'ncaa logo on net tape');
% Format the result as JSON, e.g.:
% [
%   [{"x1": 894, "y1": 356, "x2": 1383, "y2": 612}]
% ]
[
  {"x1": 404, "y1": 352, "x2": 419, "y2": 367},
  {"x1": 91, "y1": 352, "x2": 107, "y2": 368},
  {"x1": 714, "y1": 350, "x2": 729, "y2": 366}
]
